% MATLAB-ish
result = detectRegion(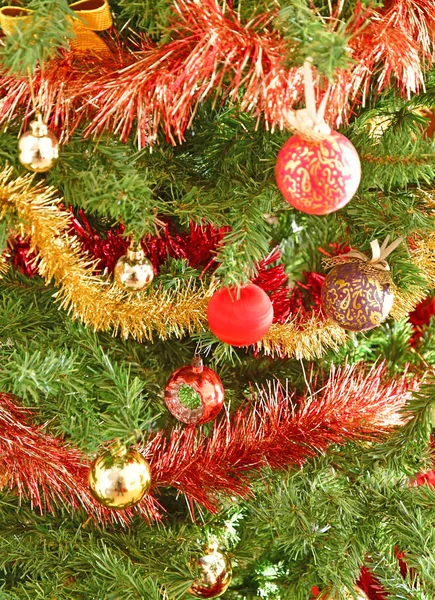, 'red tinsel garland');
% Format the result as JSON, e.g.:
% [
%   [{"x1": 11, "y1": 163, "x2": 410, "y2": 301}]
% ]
[
  {"x1": 0, "y1": 0, "x2": 434, "y2": 145},
  {"x1": 9, "y1": 212, "x2": 326, "y2": 325},
  {"x1": 0, "y1": 394, "x2": 162, "y2": 524},
  {"x1": 0, "y1": 363, "x2": 415, "y2": 522},
  {"x1": 409, "y1": 295, "x2": 435, "y2": 344}
]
